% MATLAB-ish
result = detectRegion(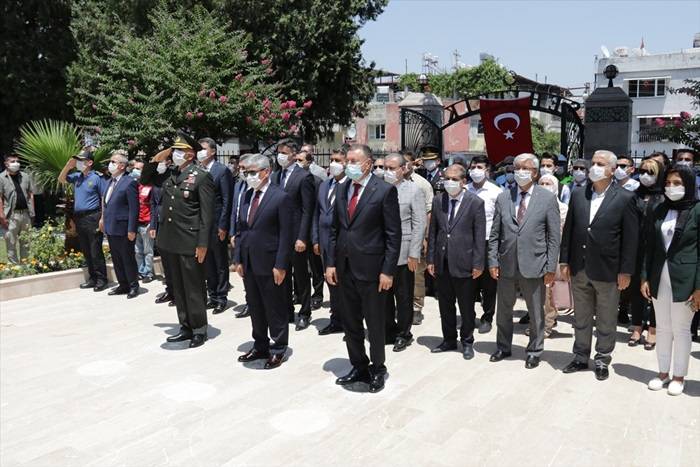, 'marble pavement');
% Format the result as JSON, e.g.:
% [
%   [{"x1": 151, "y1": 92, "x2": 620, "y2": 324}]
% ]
[{"x1": 1, "y1": 276, "x2": 699, "y2": 466}]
